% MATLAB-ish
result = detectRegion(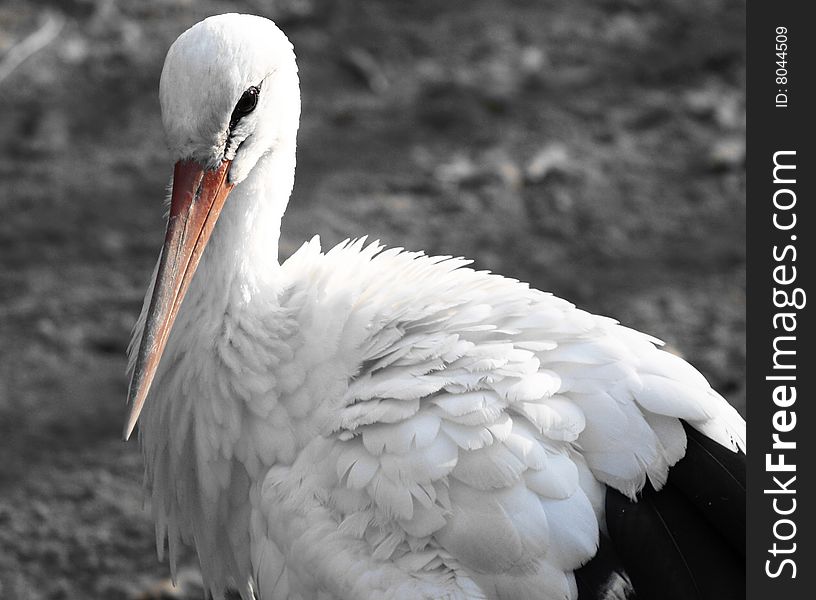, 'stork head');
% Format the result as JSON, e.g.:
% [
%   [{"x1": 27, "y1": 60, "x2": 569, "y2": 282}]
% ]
[
  {"x1": 159, "y1": 13, "x2": 301, "y2": 182},
  {"x1": 124, "y1": 14, "x2": 300, "y2": 440}
]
